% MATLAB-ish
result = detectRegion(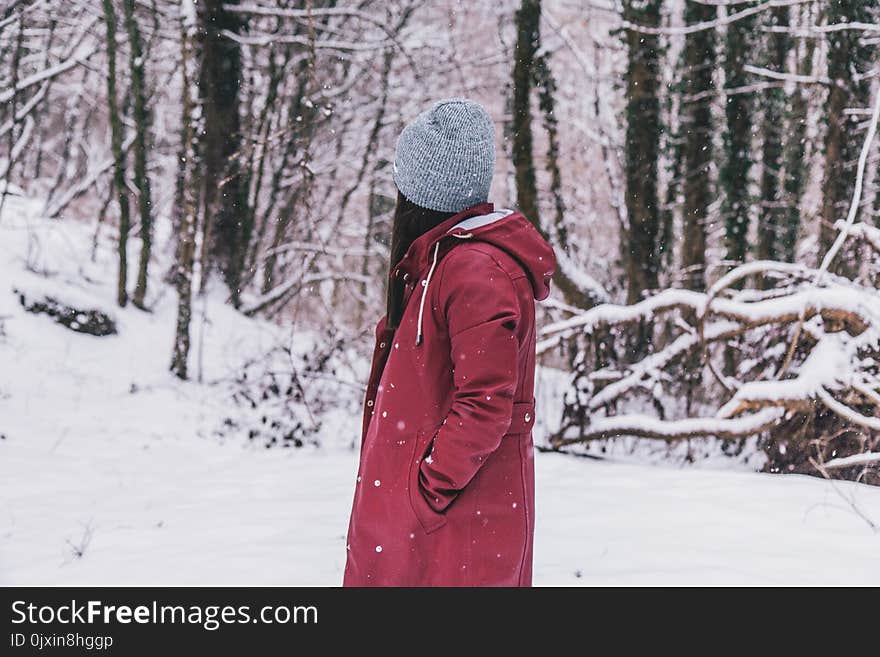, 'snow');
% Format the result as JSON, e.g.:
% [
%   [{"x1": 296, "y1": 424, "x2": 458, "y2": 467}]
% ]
[
  {"x1": 540, "y1": 288, "x2": 707, "y2": 343},
  {"x1": 559, "y1": 406, "x2": 785, "y2": 442},
  {"x1": 2, "y1": 196, "x2": 879, "y2": 586},
  {"x1": 717, "y1": 334, "x2": 853, "y2": 418},
  {"x1": 3, "y1": 425, "x2": 879, "y2": 585},
  {"x1": 839, "y1": 221, "x2": 880, "y2": 253},
  {"x1": 823, "y1": 452, "x2": 880, "y2": 470},
  {"x1": 537, "y1": 454, "x2": 880, "y2": 586},
  {"x1": 540, "y1": 282, "x2": 880, "y2": 351},
  {"x1": 552, "y1": 244, "x2": 610, "y2": 305}
]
